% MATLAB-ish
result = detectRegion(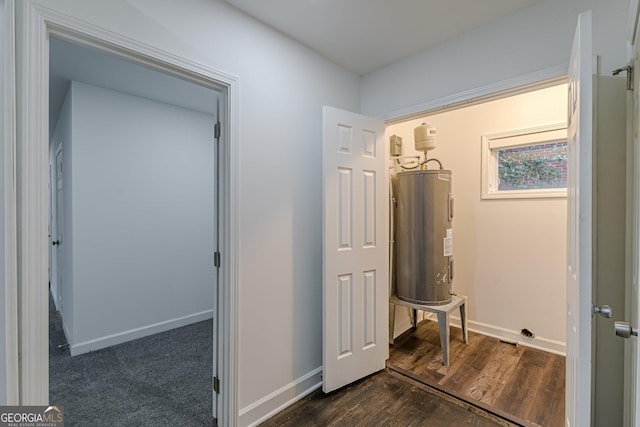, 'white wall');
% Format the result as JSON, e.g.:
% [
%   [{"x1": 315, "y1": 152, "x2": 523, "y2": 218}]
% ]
[
  {"x1": 20, "y1": 0, "x2": 360, "y2": 421},
  {"x1": 388, "y1": 84, "x2": 568, "y2": 352},
  {"x1": 49, "y1": 86, "x2": 74, "y2": 342},
  {"x1": 54, "y1": 81, "x2": 216, "y2": 354},
  {"x1": 360, "y1": 0, "x2": 628, "y2": 118}
]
